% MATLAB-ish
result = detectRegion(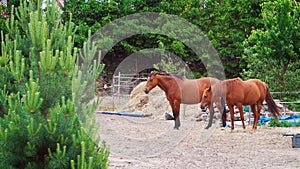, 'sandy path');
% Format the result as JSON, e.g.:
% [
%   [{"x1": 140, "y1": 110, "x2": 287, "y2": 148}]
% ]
[{"x1": 96, "y1": 114, "x2": 300, "y2": 169}]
